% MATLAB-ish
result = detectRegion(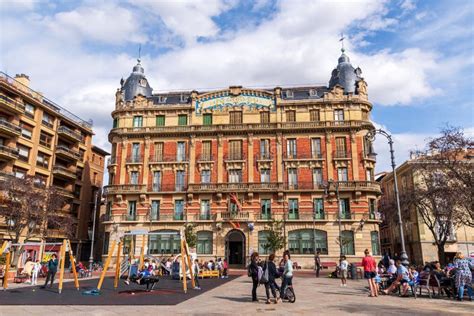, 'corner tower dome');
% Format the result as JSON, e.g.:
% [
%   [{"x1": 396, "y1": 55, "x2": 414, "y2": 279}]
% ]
[
  {"x1": 328, "y1": 48, "x2": 362, "y2": 94},
  {"x1": 121, "y1": 59, "x2": 153, "y2": 101}
]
